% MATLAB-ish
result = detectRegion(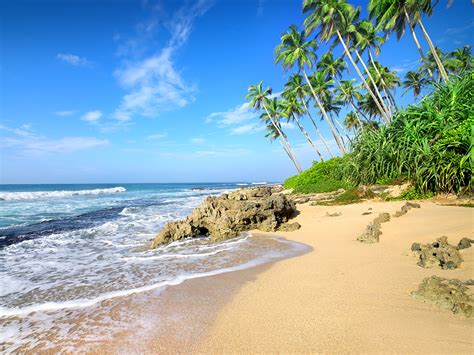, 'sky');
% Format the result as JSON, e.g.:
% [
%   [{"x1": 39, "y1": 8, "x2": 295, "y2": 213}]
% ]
[{"x1": 1, "y1": 0, "x2": 473, "y2": 184}]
